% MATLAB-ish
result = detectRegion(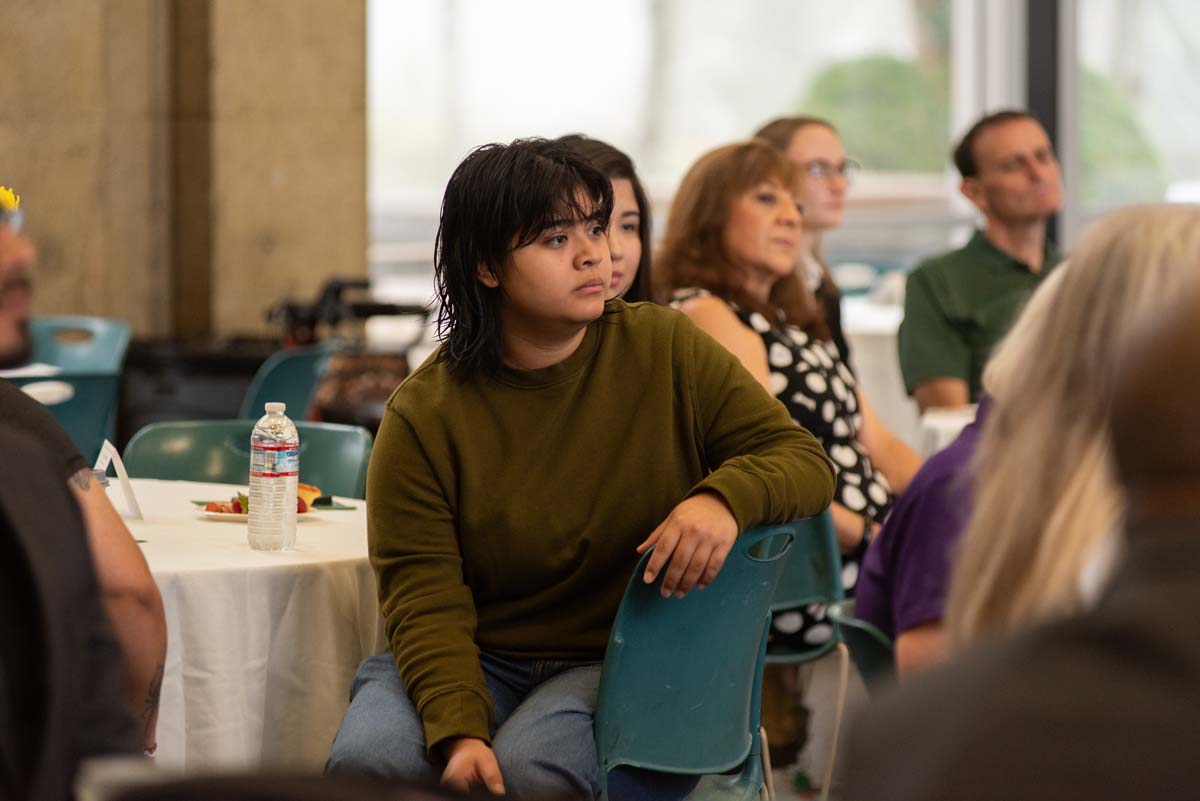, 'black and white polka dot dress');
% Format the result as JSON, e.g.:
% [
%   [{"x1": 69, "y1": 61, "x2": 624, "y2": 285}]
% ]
[{"x1": 673, "y1": 290, "x2": 894, "y2": 651}]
